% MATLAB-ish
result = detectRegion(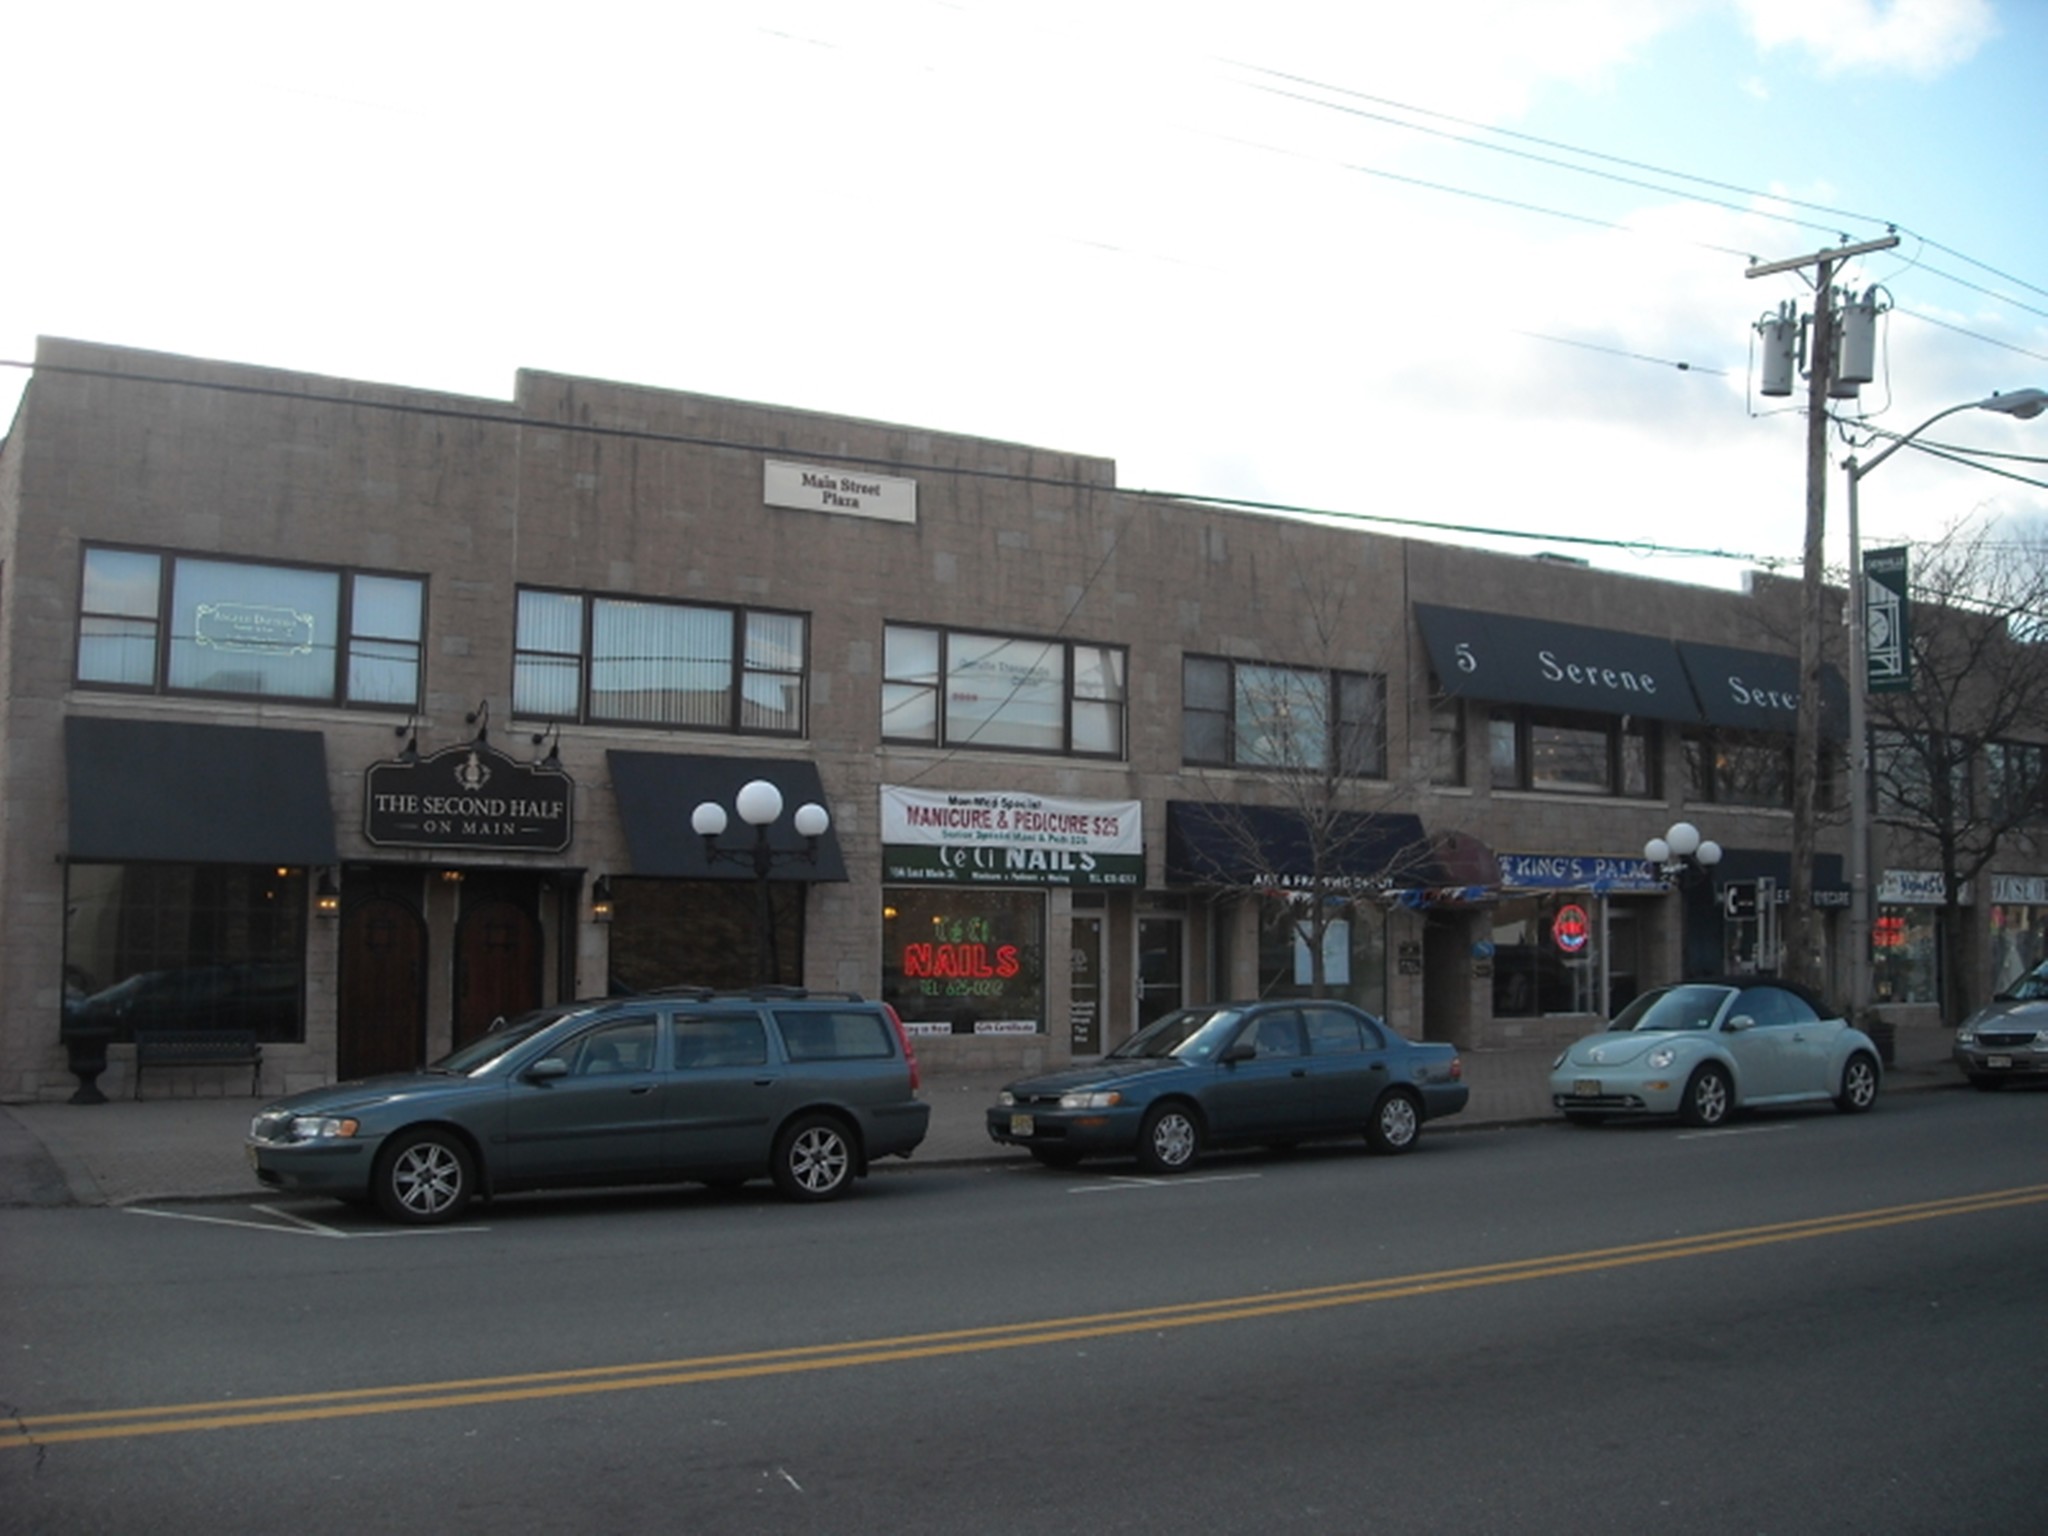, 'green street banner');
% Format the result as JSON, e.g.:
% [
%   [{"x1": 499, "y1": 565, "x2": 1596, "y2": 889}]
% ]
[
  {"x1": 1864, "y1": 545, "x2": 1911, "y2": 694},
  {"x1": 881, "y1": 786, "x2": 1143, "y2": 886}
]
